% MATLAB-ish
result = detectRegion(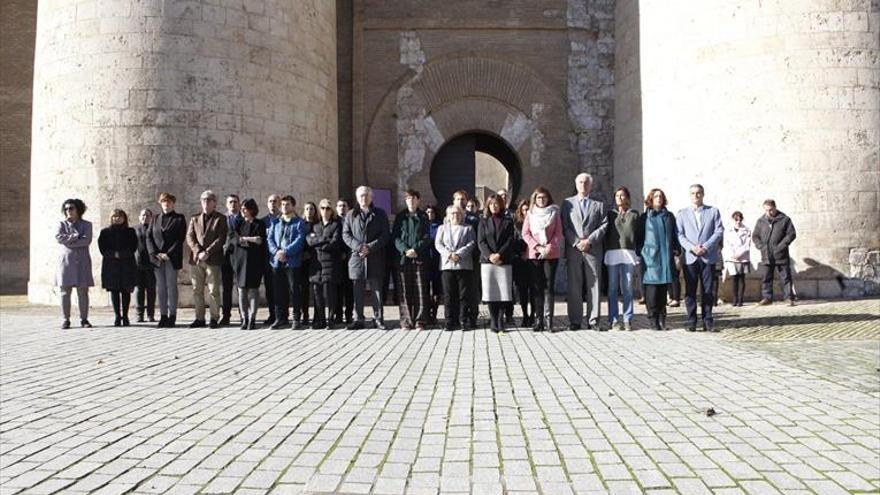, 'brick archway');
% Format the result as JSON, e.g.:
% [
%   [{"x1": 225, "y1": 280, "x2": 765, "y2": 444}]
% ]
[{"x1": 361, "y1": 56, "x2": 569, "y2": 209}]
